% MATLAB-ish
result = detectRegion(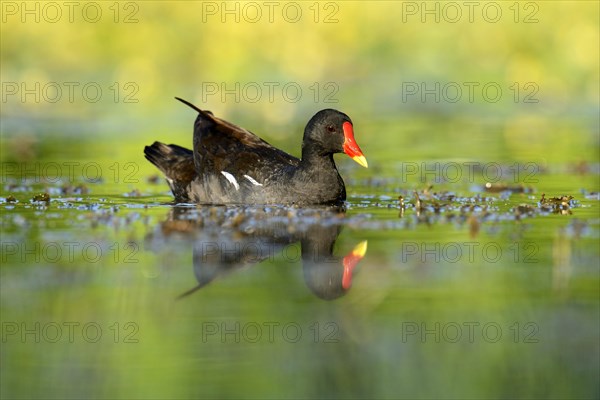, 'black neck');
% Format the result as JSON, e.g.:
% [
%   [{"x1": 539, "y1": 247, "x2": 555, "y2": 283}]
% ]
[{"x1": 301, "y1": 142, "x2": 337, "y2": 170}]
